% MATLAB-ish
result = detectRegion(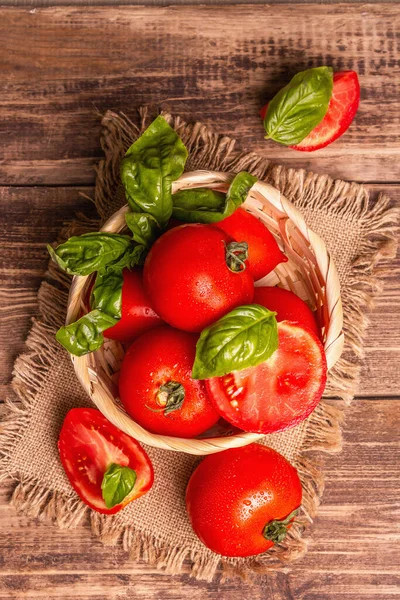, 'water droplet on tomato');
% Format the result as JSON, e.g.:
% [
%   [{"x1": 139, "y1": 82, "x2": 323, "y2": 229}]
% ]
[{"x1": 243, "y1": 499, "x2": 251, "y2": 506}]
